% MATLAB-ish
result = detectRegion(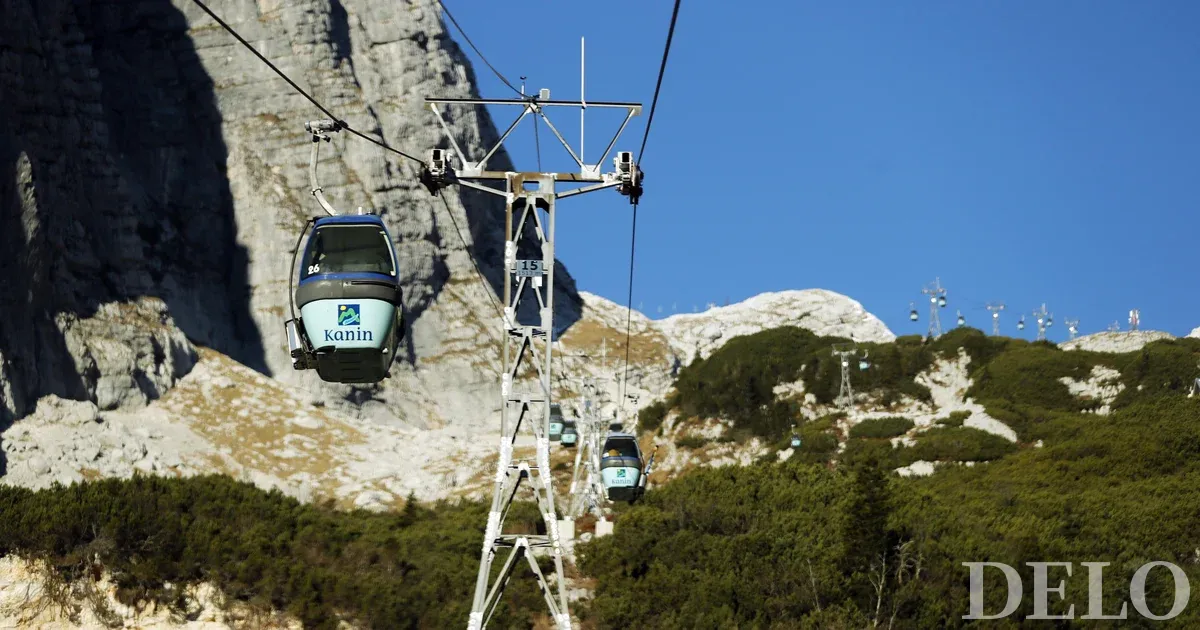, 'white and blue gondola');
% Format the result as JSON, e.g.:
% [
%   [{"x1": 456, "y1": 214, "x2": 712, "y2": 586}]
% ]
[
  {"x1": 287, "y1": 214, "x2": 404, "y2": 384},
  {"x1": 561, "y1": 419, "x2": 578, "y2": 447},
  {"x1": 600, "y1": 432, "x2": 643, "y2": 502},
  {"x1": 549, "y1": 403, "x2": 565, "y2": 442}
]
